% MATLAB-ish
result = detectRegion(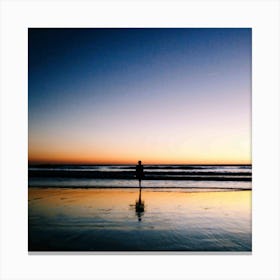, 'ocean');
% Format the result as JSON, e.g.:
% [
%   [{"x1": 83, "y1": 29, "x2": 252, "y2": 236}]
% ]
[
  {"x1": 28, "y1": 164, "x2": 252, "y2": 251},
  {"x1": 28, "y1": 164, "x2": 252, "y2": 190}
]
